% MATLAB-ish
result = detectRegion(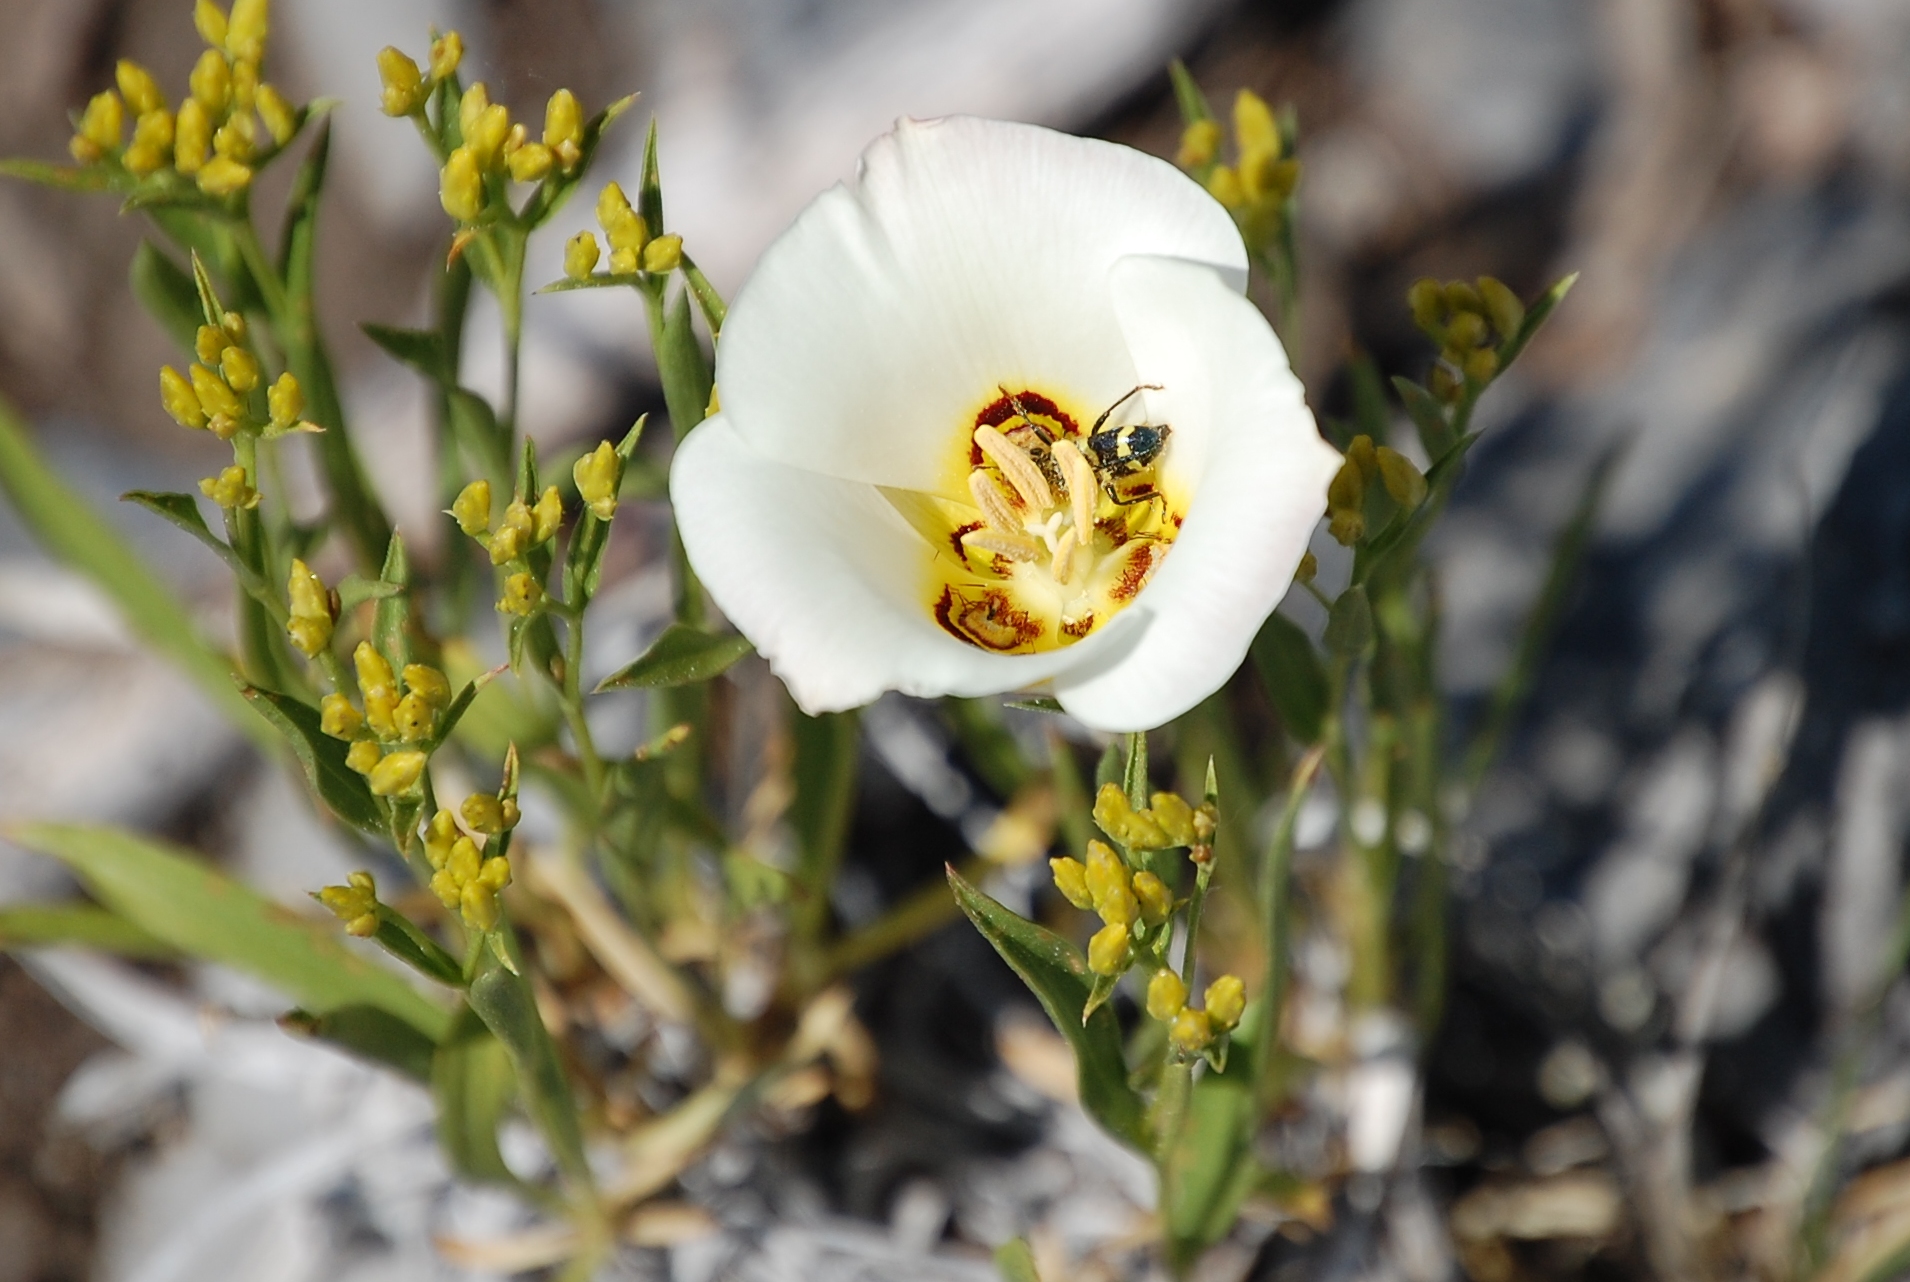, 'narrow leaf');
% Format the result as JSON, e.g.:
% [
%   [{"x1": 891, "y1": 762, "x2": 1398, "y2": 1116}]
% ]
[
  {"x1": 1392, "y1": 376, "x2": 1453, "y2": 461},
  {"x1": 994, "y1": 1239, "x2": 1042, "y2": 1282},
  {"x1": 16, "y1": 823, "x2": 450, "y2": 1040},
  {"x1": 373, "y1": 531, "x2": 409, "y2": 672},
  {"x1": 1167, "y1": 60, "x2": 1215, "y2": 125},
  {"x1": 335, "y1": 573, "x2": 402, "y2": 612},
  {"x1": 0, "y1": 903, "x2": 174, "y2": 957},
  {"x1": 361, "y1": 322, "x2": 452, "y2": 384},
  {"x1": 1496, "y1": 271, "x2": 1578, "y2": 372},
  {"x1": 1323, "y1": 584, "x2": 1374, "y2": 660},
  {"x1": 240, "y1": 685, "x2": 387, "y2": 834},
  {"x1": 680, "y1": 256, "x2": 727, "y2": 335},
  {"x1": 1251, "y1": 612, "x2": 1328, "y2": 743},
  {"x1": 0, "y1": 157, "x2": 112, "y2": 191},
  {"x1": 656, "y1": 285, "x2": 712, "y2": 442},
  {"x1": 282, "y1": 1003, "x2": 438, "y2": 1080},
  {"x1": 791, "y1": 710, "x2": 859, "y2": 941},
  {"x1": 595, "y1": 622, "x2": 752, "y2": 691},
  {"x1": 129, "y1": 241, "x2": 201, "y2": 352},
  {"x1": 638, "y1": 116, "x2": 664, "y2": 237},
  {"x1": 468, "y1": 933, "x2": 592, "y2": 1189},
  {"x1": 1003, "y1": 695, "x2": 1064, "y2": 714},
  {"x1": 948, "y1": 868, "x2": 1148, "y2": 1151}
]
